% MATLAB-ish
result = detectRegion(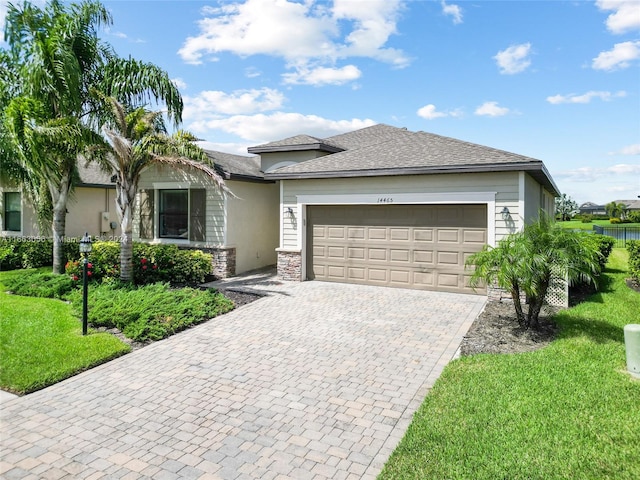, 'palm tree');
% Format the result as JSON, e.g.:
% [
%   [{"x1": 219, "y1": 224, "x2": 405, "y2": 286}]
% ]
[
  {"x1": 466, "y1": 213, "x2": 601, "y2": 329},
  {"x1": 98, "y1": 96, "x2": 231, "y2": 283},
  {"x1": 2, "y1": 0, "x2": 184, "y2": 274}
]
